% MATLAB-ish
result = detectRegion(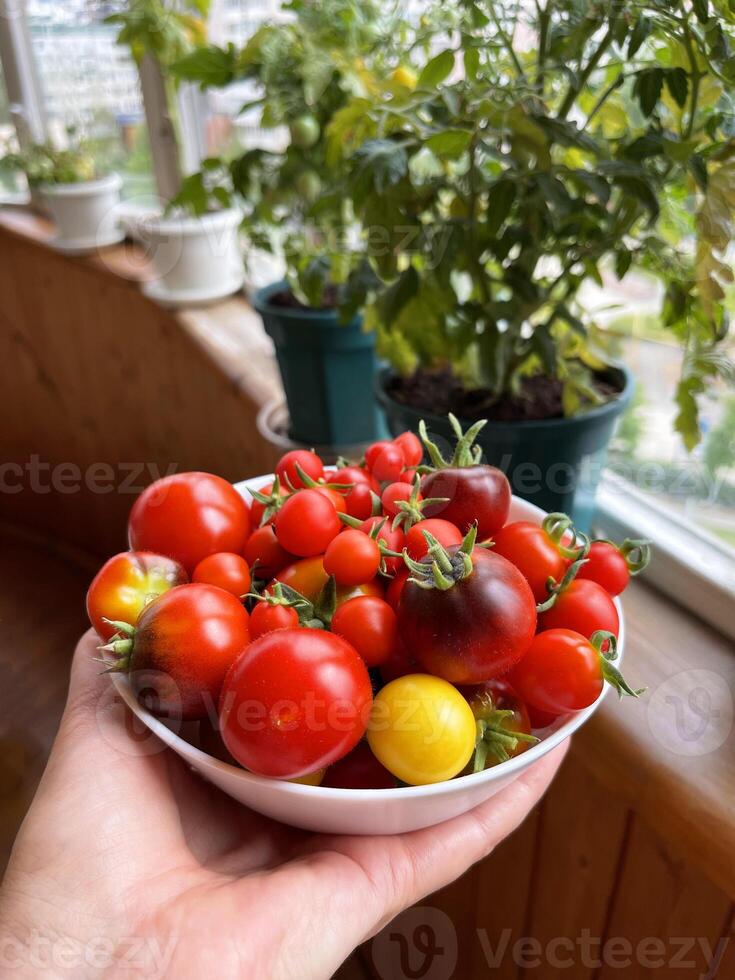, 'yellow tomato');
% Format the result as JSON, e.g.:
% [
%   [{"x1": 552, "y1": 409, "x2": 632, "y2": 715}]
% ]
[
  {"x1": 367, "y1": 674, "x2": 476, "y2": 785},
  {"x1": 290, "y1": 768, "x2": 326, "y2": 786}
]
